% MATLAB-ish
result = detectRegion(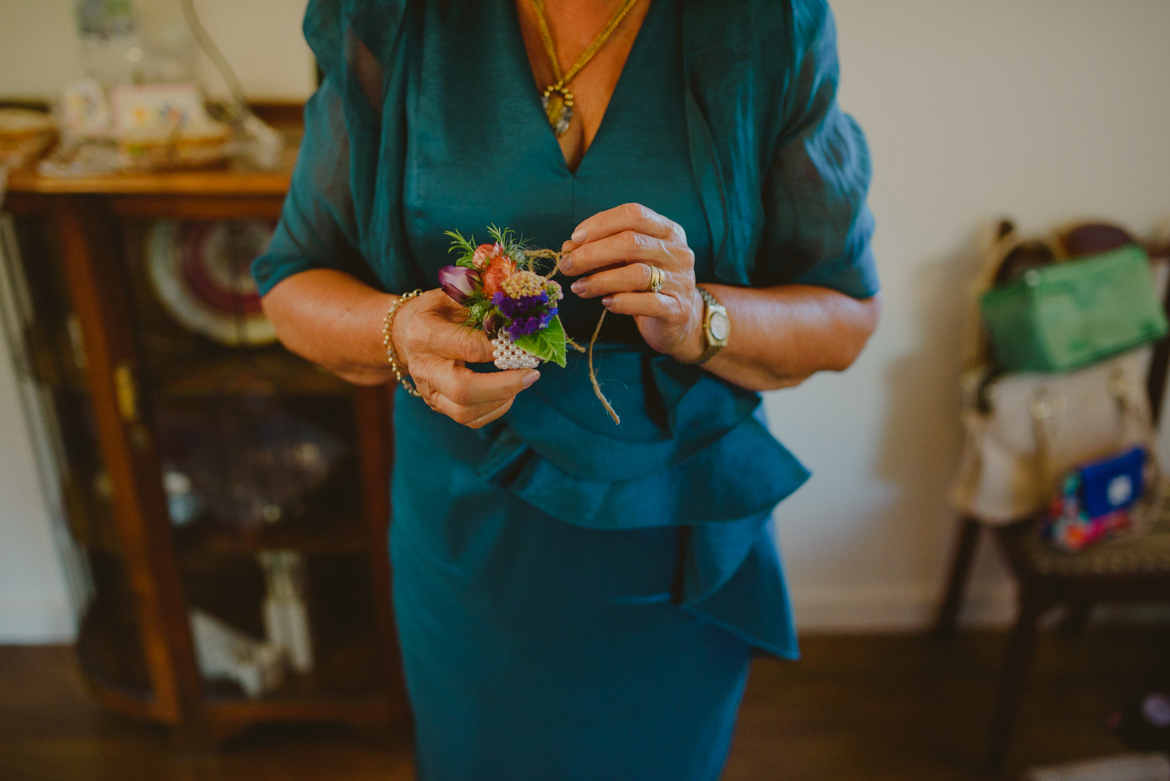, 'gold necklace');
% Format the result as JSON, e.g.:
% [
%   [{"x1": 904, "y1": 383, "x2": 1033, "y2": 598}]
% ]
[{"x1": 530, "y1": 0, "x2": 642, "y2": 138}]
